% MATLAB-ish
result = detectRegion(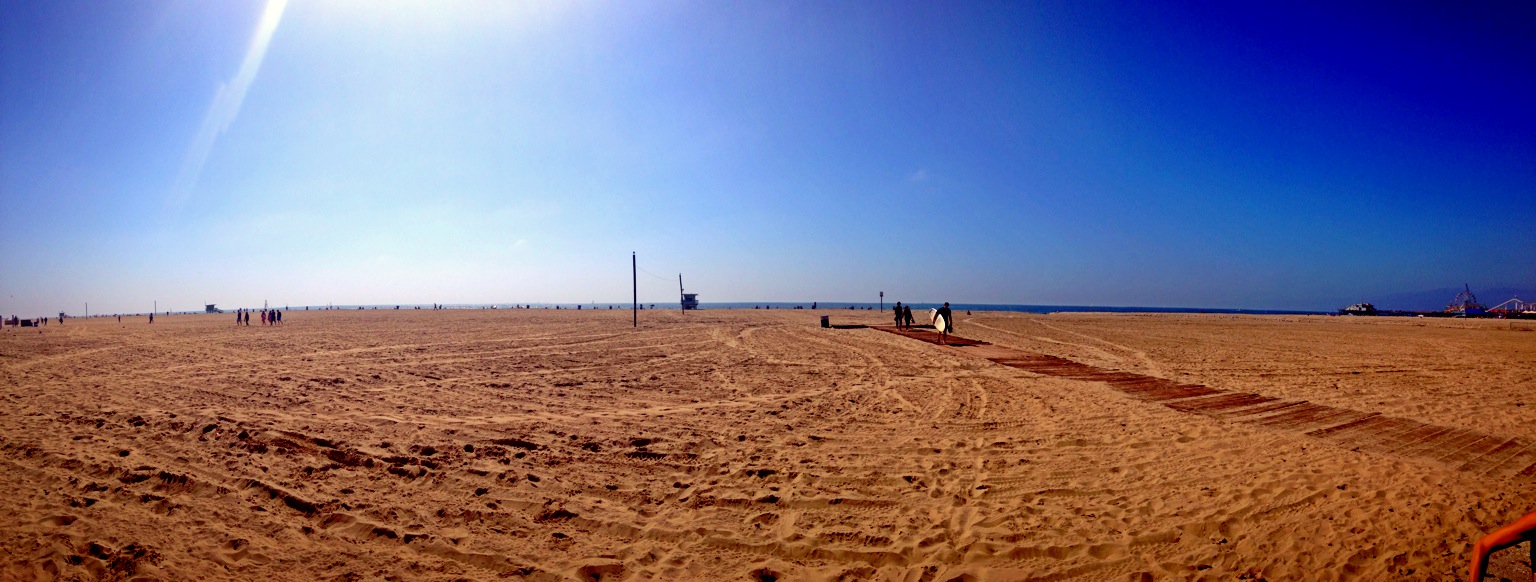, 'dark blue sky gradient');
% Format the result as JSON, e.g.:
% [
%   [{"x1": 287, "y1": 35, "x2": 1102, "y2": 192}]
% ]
[{"x1": 1, "y1": 1, "x2": 1531, "y2": 314}]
